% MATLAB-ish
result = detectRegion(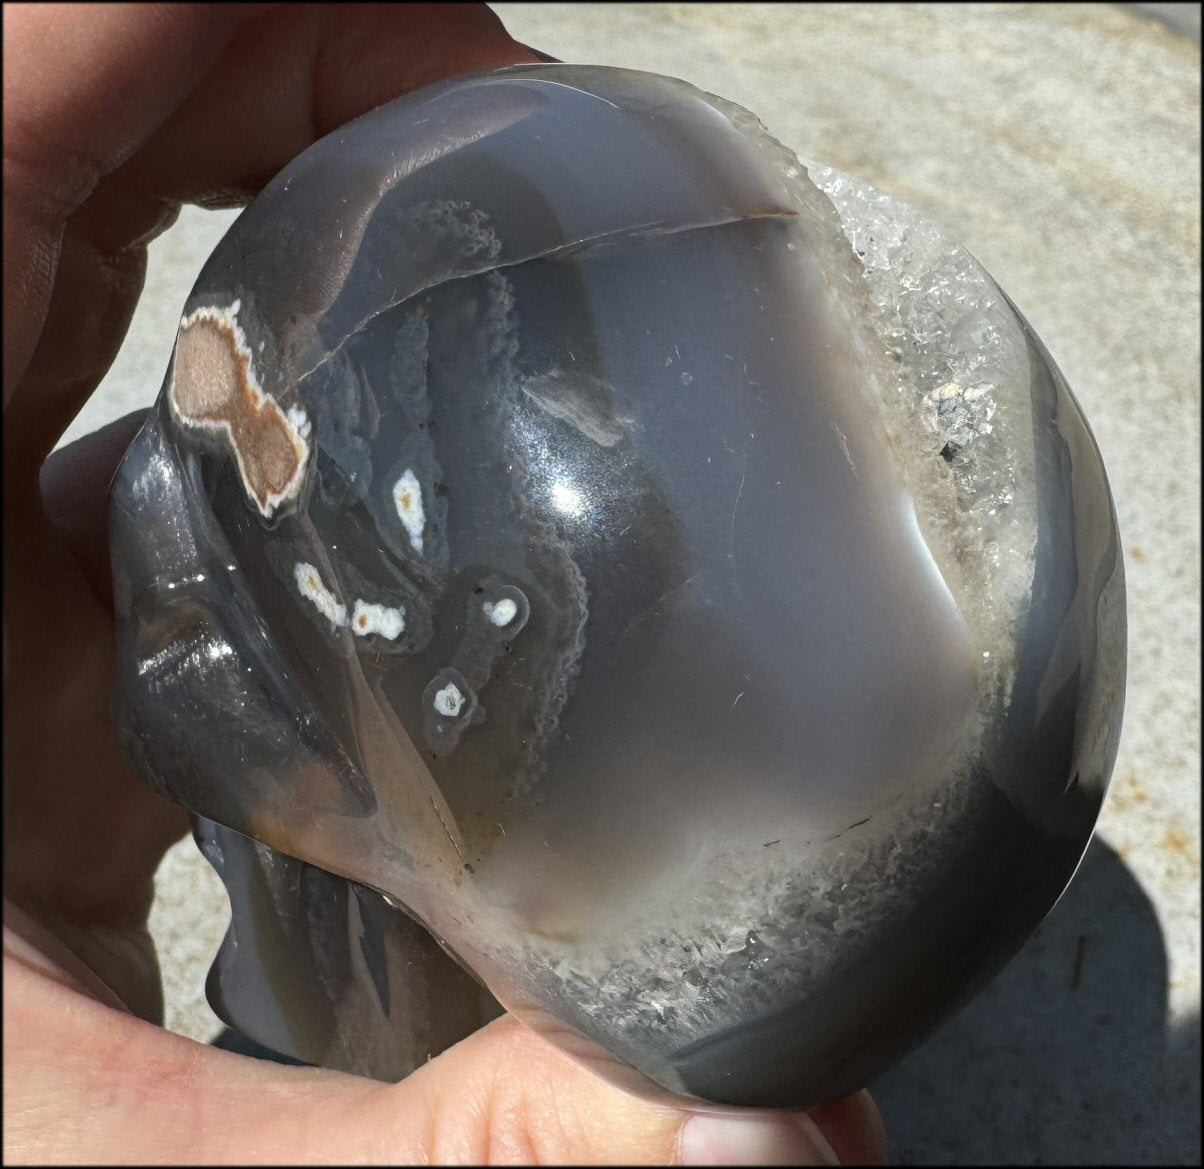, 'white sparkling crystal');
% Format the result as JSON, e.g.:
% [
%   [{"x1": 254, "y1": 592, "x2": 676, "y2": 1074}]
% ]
[{"x1": 806, "y1": 159, "x2": 1038, "y2": 702}]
